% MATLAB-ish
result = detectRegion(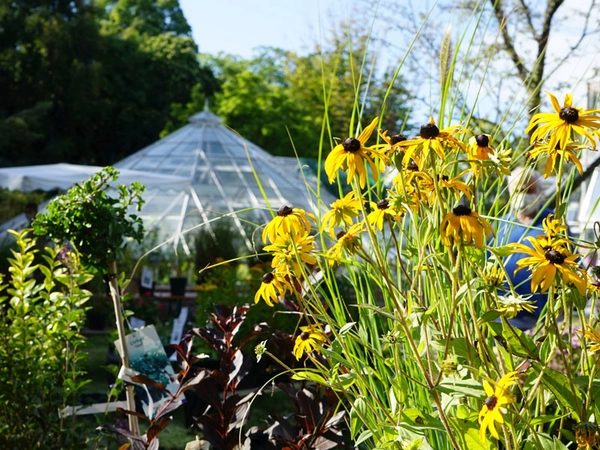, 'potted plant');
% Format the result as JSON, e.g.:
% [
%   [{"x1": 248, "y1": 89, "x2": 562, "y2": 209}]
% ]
[{"x1": 164, "y1": 244, "x2": 193, "y2": 296}]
